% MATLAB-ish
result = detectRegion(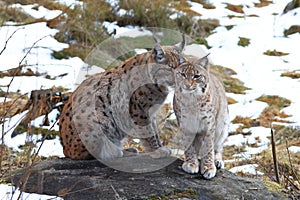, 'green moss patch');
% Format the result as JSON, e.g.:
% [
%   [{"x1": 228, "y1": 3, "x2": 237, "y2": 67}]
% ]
[
  {"x1": 256, "y1": 95, "x2": 291, "y2": 108},
  {"x1": 211, "y1": 65, "x2": 250, "y2": 94},
  {"x1": 238, "y1": 37, "x2": 250, "y2": 47}
]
